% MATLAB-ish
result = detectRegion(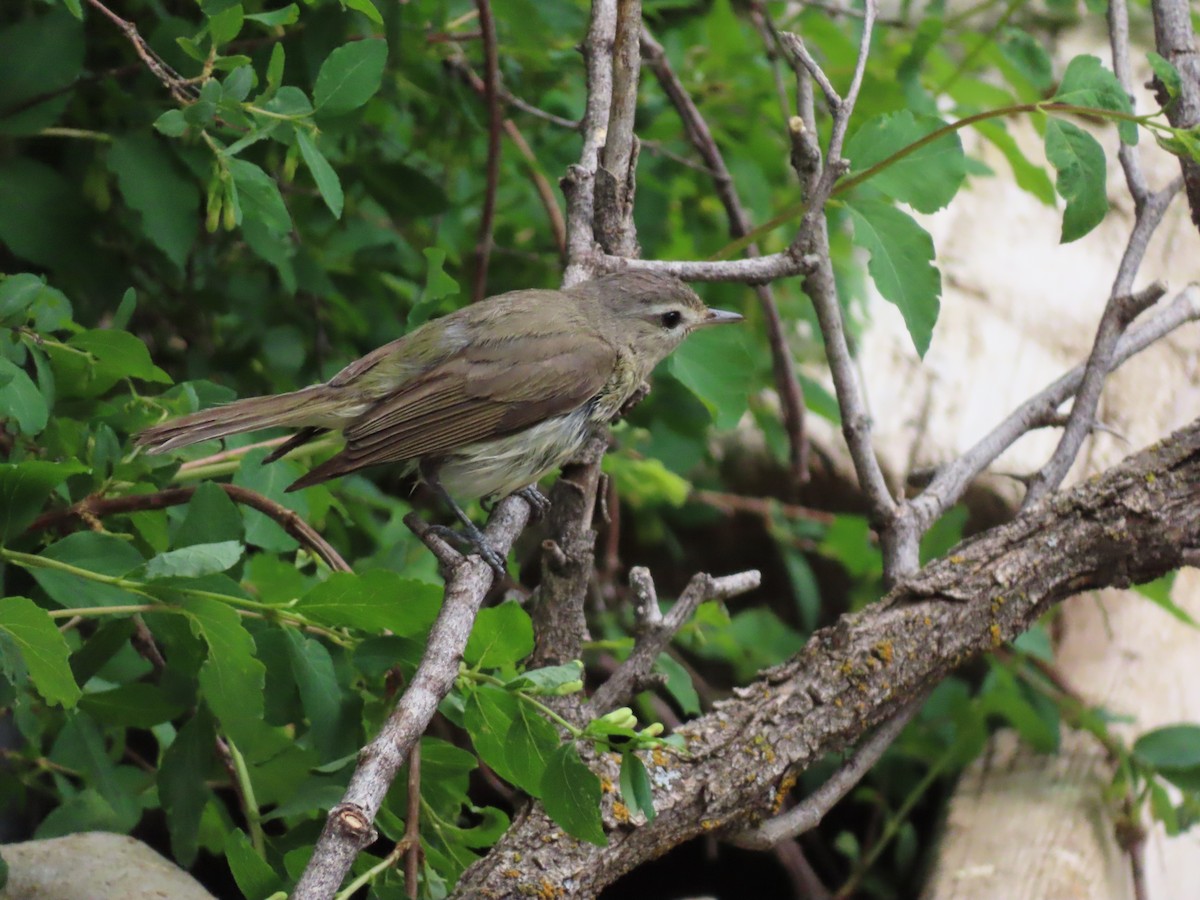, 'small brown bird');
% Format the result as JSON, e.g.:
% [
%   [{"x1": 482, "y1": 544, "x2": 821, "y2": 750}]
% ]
[{"x1": 138, "y1": 270, "x2": 742, "y2": 570}]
